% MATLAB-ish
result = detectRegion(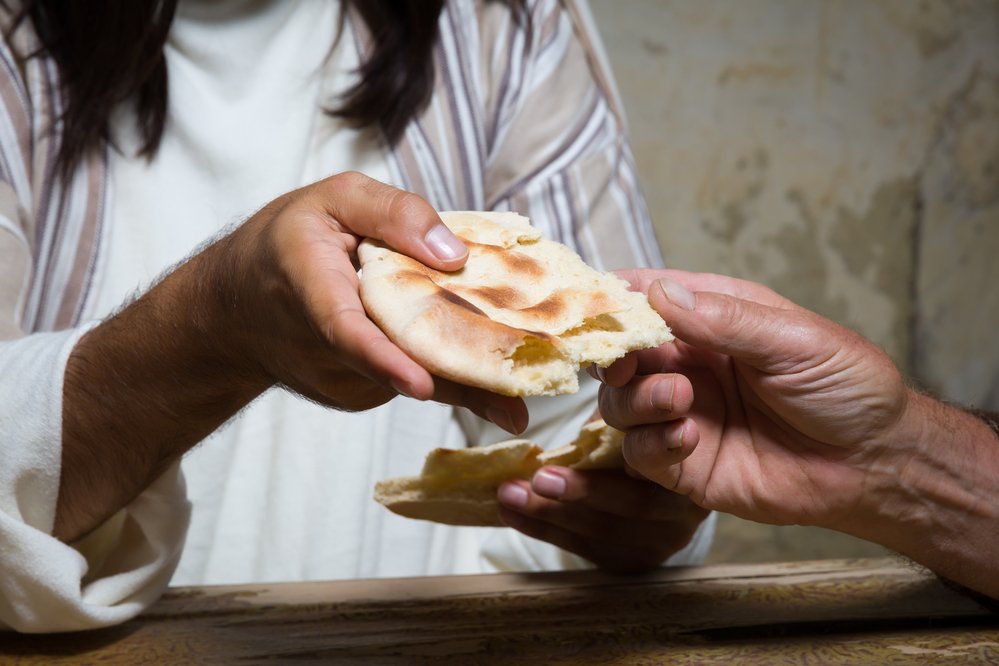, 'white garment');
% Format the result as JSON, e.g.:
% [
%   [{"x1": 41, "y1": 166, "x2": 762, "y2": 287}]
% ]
[
  {"x1": 101, "y1": 0, "x2": 714, "y2": 586},
  {"x1": 0, "y1": 0, "x2": 714, "y2": 630},
  {"x1": 0, "y1": 325, "x2": 190, "y2": 632}
]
